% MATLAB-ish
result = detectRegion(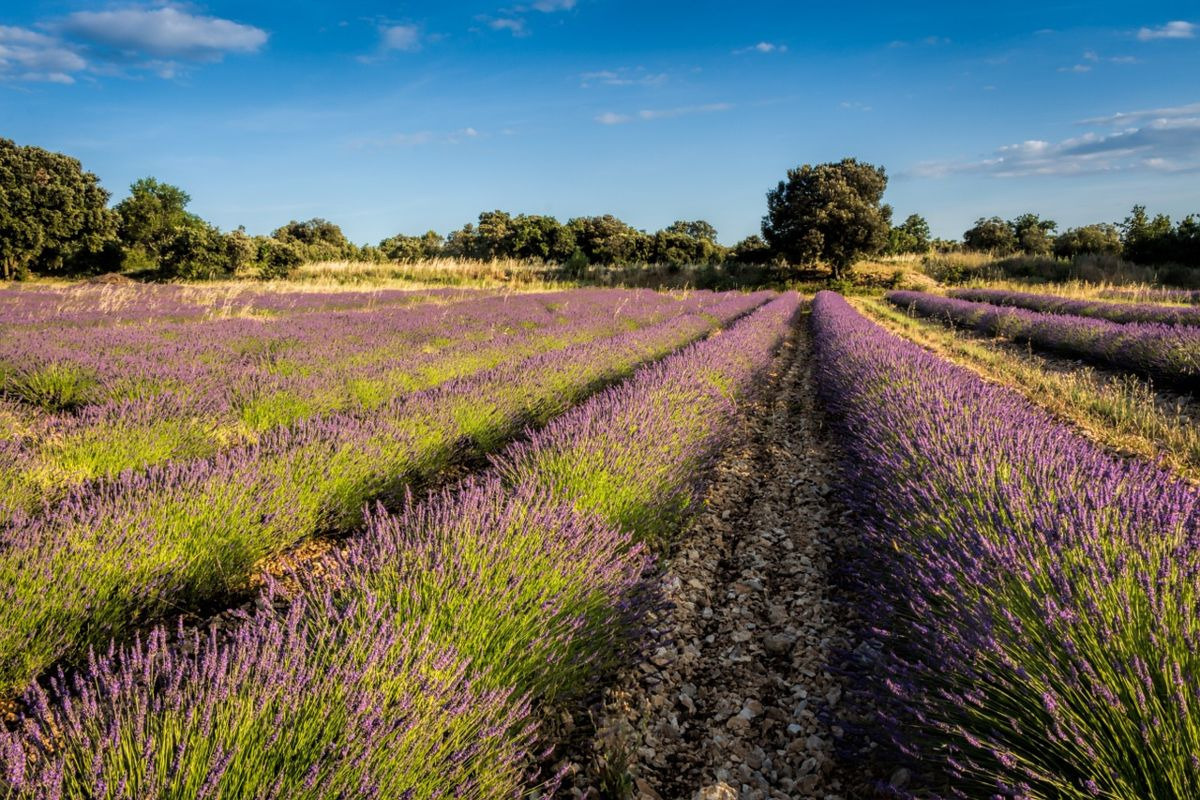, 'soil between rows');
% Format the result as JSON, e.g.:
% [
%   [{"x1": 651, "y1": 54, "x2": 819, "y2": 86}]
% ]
[{"x1": 558, "y1": 318, "x2": 900, "y2": 799}]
